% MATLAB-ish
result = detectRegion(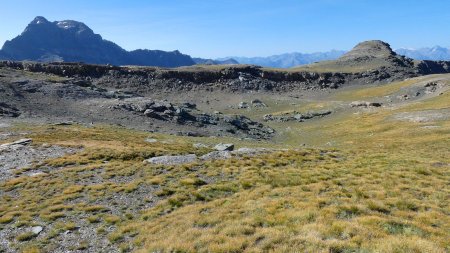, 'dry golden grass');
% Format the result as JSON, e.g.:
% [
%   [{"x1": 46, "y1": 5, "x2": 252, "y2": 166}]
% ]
[{"x1": 1, "y1": 77, "x2": 449, "y2": 252}]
